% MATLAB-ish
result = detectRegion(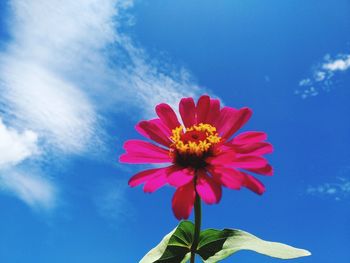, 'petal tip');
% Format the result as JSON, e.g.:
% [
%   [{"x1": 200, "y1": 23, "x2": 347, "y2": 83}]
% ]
[
  {"x1": 119, "y1": 154, "x2": 128, "y2": 163},
  {"x1": 256, "y1": 185, "x2": 266, "y2": 195}
]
